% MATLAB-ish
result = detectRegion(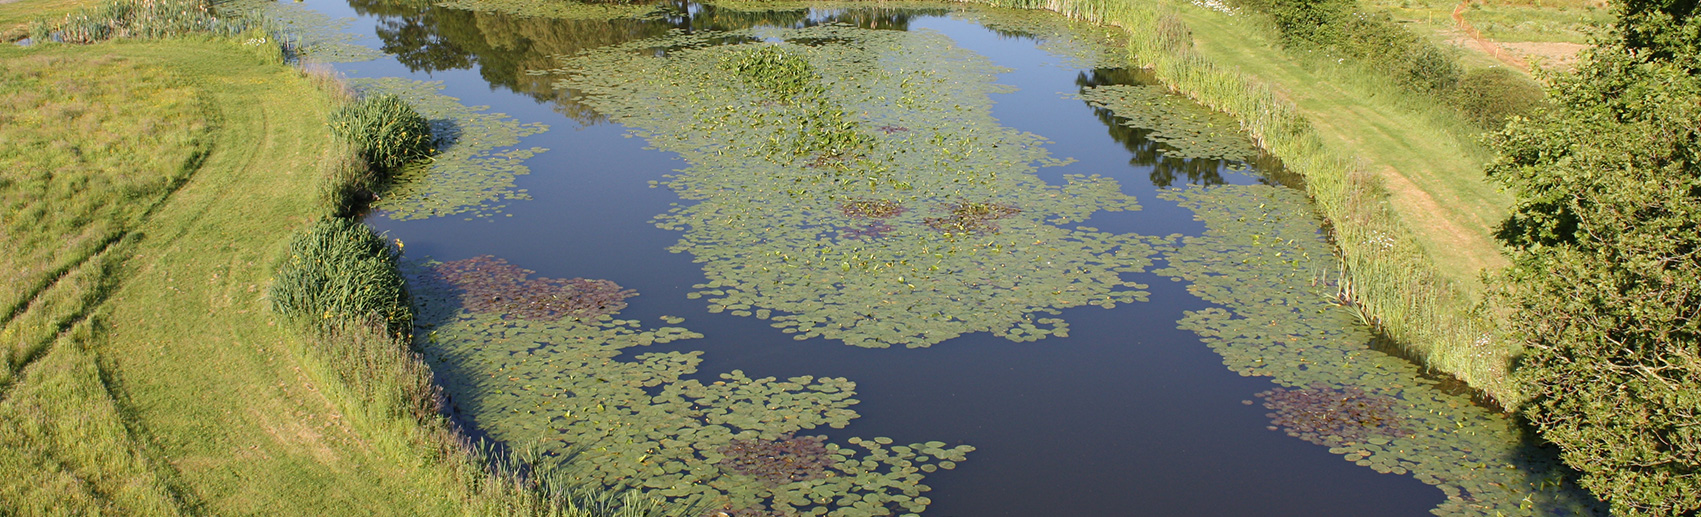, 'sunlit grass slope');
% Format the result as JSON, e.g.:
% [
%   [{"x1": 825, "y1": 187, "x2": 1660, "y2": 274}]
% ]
[
  {"x1": 1175, "y1": 5, "x2": 1514, "y2": 291},
  {"x1": 0, "y1": 38, "x2": 460, "y2": 515}
]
